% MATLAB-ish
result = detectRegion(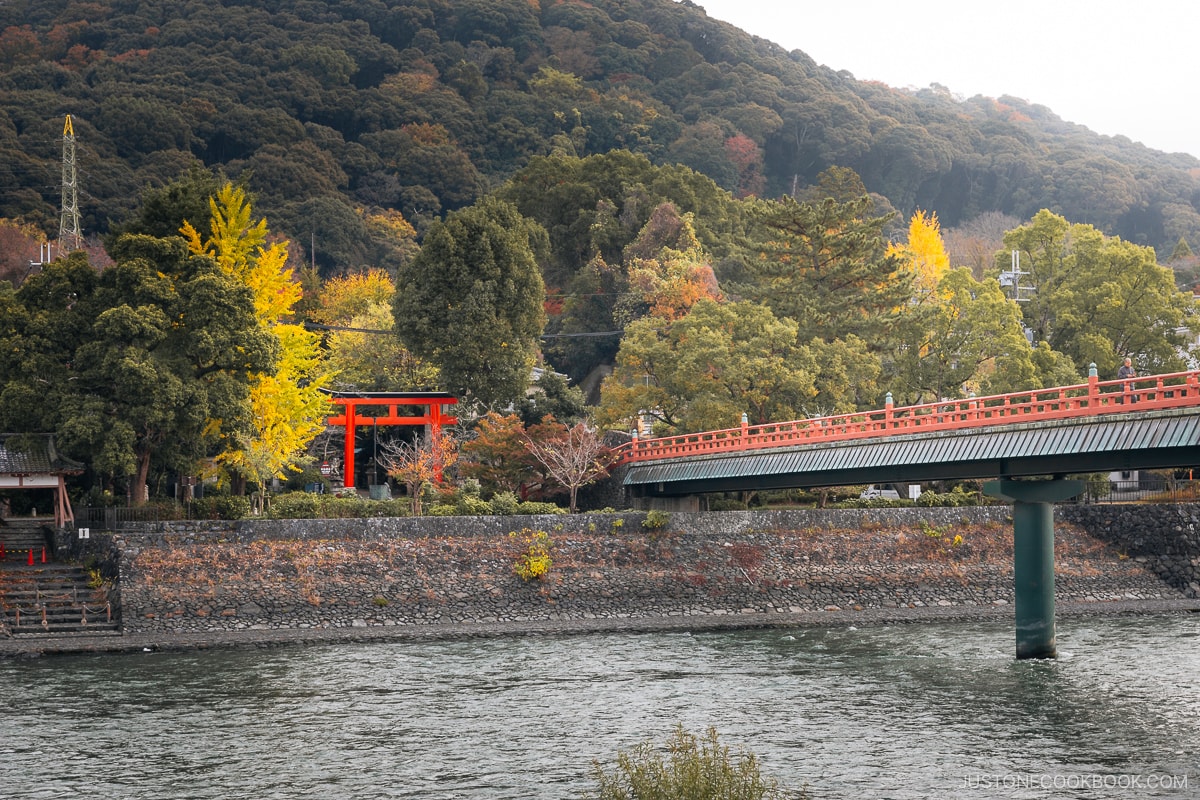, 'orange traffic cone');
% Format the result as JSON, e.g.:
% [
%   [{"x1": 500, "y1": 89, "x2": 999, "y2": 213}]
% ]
[
  {"x1": 41, "y1": 546, "x2": 46, "y2": 563},
  {"x1": 27, "y1": 548, "x2": 34, "y2": 565}
]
